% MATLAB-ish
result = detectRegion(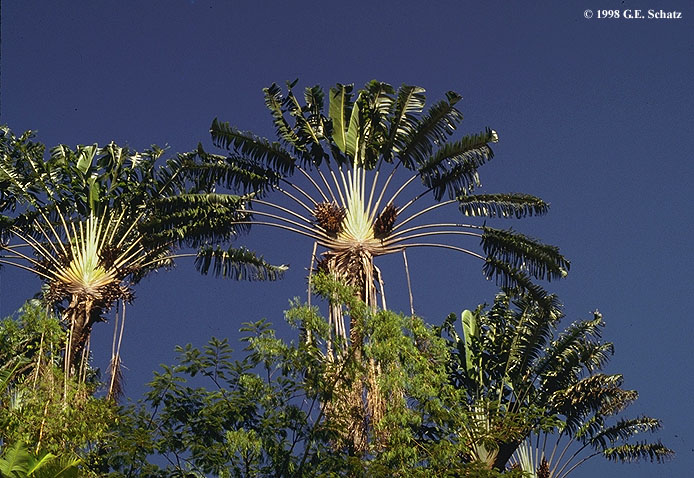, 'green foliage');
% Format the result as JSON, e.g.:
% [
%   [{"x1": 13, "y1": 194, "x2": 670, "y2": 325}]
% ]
[
  {"x1": 440, "y1": 292, "x2": 673, "y2": 473},
  {"x1": 0, "y1": 441, "x2": 80, "y2": 478},
  {"x1": 0, "y1": 126, "x2": 285, "y2": 388},
  {"x1": 93, "y1": 282, "x2": 521, "y2": 477},
  {"x1": 189, "y1": 81, "x2": 569, "y2": 302},
  {"x1": 0, "y1": 303, "x2": 116, "y2": 464},
  {"x1": 0, "y1": 126, "x2": 283, "y2": 288}
]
